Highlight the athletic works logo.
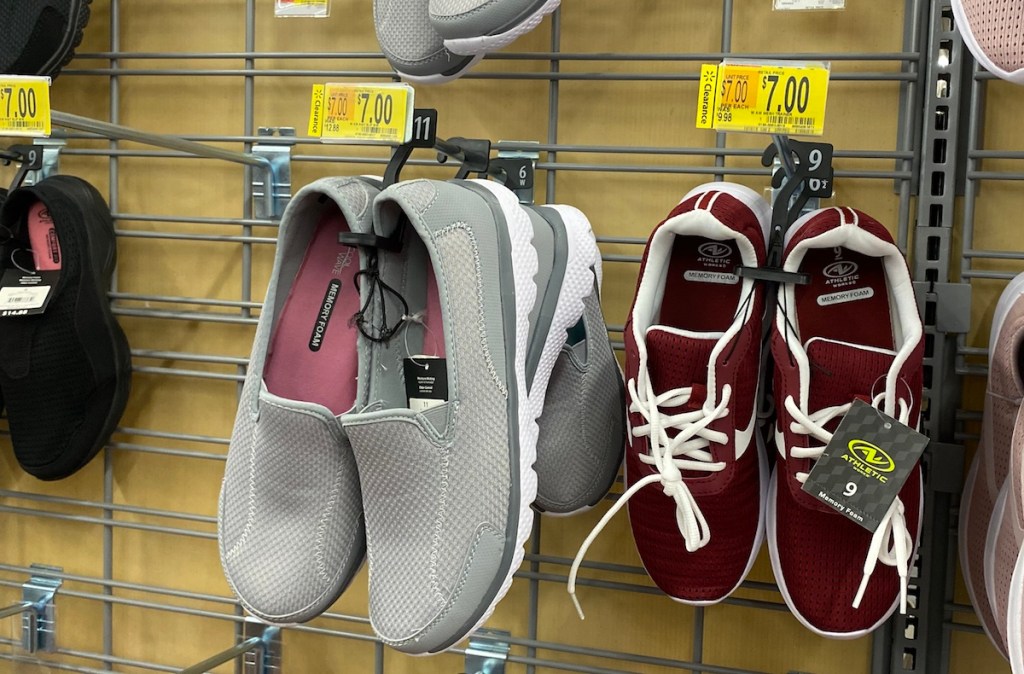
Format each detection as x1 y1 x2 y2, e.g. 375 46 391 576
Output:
698 242 732 259
842 439 895 482
823 253 861 289
824 261 858 279
695 241 733 272
309 279 342 352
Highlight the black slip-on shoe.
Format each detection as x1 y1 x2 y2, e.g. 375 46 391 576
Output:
0 0 92 79
0 175 130 480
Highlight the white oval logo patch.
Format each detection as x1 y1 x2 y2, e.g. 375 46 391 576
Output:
698 242 732 259
824 261 859 278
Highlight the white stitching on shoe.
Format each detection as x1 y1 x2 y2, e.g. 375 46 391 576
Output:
435 222 508 398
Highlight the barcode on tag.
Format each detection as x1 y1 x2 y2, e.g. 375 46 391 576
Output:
0 286 50 311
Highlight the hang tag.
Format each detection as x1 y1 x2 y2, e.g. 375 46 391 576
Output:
404 356 449 412
801 399 928 532
0 267 59 316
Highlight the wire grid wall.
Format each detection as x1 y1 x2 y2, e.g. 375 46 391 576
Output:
0 1 955 672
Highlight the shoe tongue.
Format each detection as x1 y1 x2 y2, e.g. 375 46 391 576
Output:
644 326 719 405
805 337 896 411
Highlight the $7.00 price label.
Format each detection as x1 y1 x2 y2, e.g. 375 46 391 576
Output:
696 61 829 136
309 83 414 145
0 76 51 137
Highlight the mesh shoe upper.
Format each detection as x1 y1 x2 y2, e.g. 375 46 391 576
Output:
343 179 538 654
0 0 92 79
429 0 550 39
769 206 924 638
621 184 769 604
0 175 130 480
566 183 770 610
953 0 1024 83
218 176 379 624
960 275 1024 657
373 0 479 81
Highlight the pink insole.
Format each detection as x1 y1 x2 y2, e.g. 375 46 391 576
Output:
264 208 360 415
421 261 445 358
27 201 62 271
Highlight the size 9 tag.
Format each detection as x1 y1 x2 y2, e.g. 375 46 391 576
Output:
0 76 51 137
695 61 830 136
310 83 414 145
801 399 928 532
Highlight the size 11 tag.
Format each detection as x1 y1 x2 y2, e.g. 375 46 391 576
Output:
403 357 449 412
801 399 928 532
310 83 414 145
0 76 51 137
0 268 59 316
695 61 830 136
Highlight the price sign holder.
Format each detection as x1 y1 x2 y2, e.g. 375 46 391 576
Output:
275 0 329 17
309 83 415 145
0 76 51 138
696 60 830 136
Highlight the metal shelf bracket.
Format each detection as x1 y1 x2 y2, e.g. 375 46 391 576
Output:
251 127 294 220
465 629 510 674
0 563 63 654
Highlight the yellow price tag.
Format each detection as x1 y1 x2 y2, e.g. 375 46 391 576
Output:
696 61 830 136
313 83 414 145
0 76 51 137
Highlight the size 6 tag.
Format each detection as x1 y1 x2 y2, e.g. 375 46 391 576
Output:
696 61 830 136
0 268 59 316
403 357 449 412
311 83 414 145
801 399 928 532
0 76 51 137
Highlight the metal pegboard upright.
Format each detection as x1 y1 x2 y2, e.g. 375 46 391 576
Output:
902 1 972 673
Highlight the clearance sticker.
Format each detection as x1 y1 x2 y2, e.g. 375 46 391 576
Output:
801 399 928 532
694 60 830 136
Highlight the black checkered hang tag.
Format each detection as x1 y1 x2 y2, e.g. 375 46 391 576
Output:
800 399 929 532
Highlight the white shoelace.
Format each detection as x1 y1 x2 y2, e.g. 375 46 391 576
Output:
784 393 914 613
566 371 731 619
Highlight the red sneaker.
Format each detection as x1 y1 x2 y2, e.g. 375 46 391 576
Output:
768 206 924 638
569 182 770 610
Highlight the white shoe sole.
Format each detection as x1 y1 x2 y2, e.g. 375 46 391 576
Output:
951 0 1024 85
985 478 1013 654
458 178 539 641
1006 542 1024 672
443 0 561 55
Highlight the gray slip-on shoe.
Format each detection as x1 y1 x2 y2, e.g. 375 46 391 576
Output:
533 206 625 514
429 0 560 55
343 178 537 654
374 0 483 84
218 176 380 624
